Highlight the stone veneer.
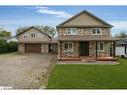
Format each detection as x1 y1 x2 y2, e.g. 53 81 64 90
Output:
18 43 49 53
61 41 78 58
18 43 25 53
58 41 79 59
58 28 111 36
89 41 112 57
41 44 49 53
58 41 113 59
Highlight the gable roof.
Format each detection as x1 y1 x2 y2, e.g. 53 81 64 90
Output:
17 26 51 38
56 10 113 28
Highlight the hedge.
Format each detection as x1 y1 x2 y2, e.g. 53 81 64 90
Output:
0 40 18 53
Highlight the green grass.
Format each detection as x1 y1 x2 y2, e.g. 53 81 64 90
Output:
47 58 127 89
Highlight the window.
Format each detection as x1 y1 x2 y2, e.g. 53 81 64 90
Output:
24 33 29 38
64 42 73 52
31 33 34 38
92 28 101 35
24 32 39 38
97 42 104 51
30 33 37 38
67 28 77 35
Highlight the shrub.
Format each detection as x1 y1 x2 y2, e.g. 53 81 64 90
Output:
0 40 18 53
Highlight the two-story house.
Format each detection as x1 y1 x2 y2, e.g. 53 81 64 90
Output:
56 10 117 61
18 26 57 53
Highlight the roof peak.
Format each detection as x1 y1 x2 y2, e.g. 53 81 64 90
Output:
17 26 51 38
56 10 113 28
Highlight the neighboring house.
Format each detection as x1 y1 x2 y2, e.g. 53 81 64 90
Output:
18 26 57 53
56 10 118 61
7 36 18 43
116 38 127 56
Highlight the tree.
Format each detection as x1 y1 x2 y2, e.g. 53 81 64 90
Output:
16 25 57 37
16 26 29 36
0 28 11 37
35 25 56 37
114 31 127 38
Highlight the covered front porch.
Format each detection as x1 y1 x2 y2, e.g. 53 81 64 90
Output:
58 41 116 61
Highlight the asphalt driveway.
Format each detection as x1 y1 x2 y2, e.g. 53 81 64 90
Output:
0 53 56 89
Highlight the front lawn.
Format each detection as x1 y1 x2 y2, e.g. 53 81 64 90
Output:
47 58 127 89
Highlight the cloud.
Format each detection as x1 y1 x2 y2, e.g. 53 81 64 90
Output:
35 6 73 18
110 21 127 30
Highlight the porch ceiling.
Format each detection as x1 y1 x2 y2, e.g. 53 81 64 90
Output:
58 35 119 41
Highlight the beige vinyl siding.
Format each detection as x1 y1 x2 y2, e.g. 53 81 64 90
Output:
18 28 50 42
63 13 105 26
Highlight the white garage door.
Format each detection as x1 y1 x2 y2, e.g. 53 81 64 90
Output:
116 47 125 56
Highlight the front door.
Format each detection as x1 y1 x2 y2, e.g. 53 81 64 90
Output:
80 42 89 56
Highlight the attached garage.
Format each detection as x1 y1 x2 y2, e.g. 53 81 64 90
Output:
18 26 57 54
25 44 41 53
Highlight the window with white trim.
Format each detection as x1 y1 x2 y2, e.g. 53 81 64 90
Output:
67 28 77 35
30 33 37 38
97 42 104 51
92 28 101 35
64 42 73 52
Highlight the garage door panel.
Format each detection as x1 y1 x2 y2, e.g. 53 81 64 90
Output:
25 44 41 53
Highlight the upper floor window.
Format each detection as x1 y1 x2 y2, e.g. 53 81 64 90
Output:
67 28 77 35
24 32 43 38
30 33 37 38
92 28 101 35
30 32 40 38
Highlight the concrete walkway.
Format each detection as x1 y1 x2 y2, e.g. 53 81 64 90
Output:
57 60 119 65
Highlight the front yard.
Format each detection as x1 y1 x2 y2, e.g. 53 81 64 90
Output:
47 58 127 89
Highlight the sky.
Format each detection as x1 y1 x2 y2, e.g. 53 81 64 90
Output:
0 6 127 36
